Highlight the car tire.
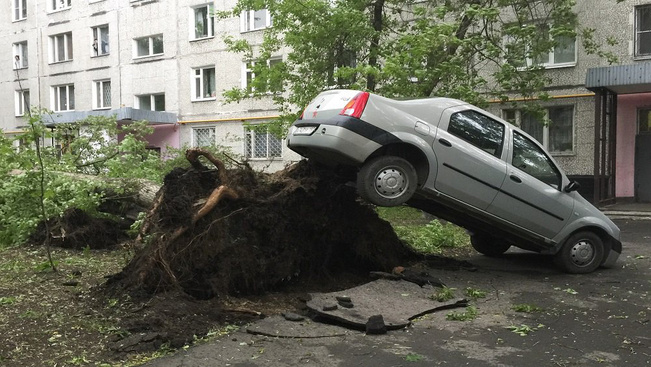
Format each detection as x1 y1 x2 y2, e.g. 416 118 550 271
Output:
357 156 417 207
470 234 510 257
554 231 604 274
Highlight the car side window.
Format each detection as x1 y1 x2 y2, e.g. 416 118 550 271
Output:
447 110 505 158
512 131 561 189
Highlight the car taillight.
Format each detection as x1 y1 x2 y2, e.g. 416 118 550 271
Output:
340 92 369 119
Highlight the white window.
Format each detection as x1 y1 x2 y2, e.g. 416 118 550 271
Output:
192 127 215 147
13 41 28 69
636 5 651 57
134 35 163 58
504 25 576 68
12 0 27 21
92 25 109 56
49 32 73 63
245 126 282 159
192 66 216 100
240 9 272 32
52 84 75 112
191 4 214 40
93 80 111 109
51 0 71 12
502 105 574 154
15 90 30 116
136 94 165 111
242 58 282 90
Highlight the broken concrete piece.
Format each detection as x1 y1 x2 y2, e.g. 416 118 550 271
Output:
336 295 351 303
365 315 387 335
338 300 354 308
323 303 338 311
282 312 305 322
307 279 466 330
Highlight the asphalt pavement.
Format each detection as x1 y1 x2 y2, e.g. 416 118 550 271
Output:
146 218 651 367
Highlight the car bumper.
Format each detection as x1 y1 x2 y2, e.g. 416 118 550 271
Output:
602 238 622 268
287 124 378 166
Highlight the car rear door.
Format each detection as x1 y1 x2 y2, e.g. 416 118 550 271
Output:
433 108 508 210
487 131 573 239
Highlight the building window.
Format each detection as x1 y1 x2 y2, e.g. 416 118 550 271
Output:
192 66 216 100
49 32 73 63
242 58 282 90
13 42 28 69
51 0 71 12
636 5 651 57
92 25 109 56
191 4 214 40
192 127 215 147
12 0 27 21
15 90 30 116
52 84 75 112
637 108 651 134
136 94 165 111
241 9 272 32
134 35 163 58
245 126 282 159
504 25 576 68
93 80 111 109
502 105 574 153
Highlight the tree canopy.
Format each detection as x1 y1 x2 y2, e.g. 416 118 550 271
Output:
221 0 620 132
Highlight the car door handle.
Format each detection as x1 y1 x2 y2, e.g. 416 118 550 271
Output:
509 175 522 183
438 138 452 147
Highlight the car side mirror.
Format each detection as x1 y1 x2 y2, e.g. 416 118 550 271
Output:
564 180 580 193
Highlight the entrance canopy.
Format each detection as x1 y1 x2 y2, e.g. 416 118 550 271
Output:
41 107 177 126
586 62 651 94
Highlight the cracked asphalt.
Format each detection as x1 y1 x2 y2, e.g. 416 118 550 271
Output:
145 218 650 367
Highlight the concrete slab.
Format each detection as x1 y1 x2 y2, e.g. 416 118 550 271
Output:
306 279 467 330
246 316 355 338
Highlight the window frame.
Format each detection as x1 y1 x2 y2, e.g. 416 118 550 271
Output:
15 89 30 117
136 94 166 111
502 105 575 155
92 25 110 57
13 41 28 69
50 0 71 12
192 66 216 101
244 125 283 160
503 24 577 69
192 126 216 147
190 4 214 40
93 79 111 110
12 0 27 21
240 9 272 32
51 84 75 112
133 34 164 59
242 57 282 90
49 32 73 63
636 4 651 58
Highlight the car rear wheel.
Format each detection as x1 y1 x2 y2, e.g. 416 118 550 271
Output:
357 156 417 207
471 234 510 257
554 231 604 274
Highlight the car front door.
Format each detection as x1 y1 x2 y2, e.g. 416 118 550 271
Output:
433 109 508 210
487 131 573 239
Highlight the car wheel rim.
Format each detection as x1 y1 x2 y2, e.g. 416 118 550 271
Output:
374 167 408 199
570 240 595 267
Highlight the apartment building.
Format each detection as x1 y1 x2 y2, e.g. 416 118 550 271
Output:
2 0 651 202
1 0 300 171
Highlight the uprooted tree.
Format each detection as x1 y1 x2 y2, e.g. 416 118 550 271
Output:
110 148 423 298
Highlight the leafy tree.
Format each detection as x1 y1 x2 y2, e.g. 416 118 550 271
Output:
0 113 181 248
220 0 620 133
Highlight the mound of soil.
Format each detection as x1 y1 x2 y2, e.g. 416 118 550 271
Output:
108 150 421 299
30 207 130 249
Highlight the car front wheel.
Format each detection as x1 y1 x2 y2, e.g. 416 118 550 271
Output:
554 231 604 274
357 156 417 207
471 234 510 257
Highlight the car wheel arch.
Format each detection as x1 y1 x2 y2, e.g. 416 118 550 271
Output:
367 142 432 187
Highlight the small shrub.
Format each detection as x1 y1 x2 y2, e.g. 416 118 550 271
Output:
430 286 456 302
511 303 543 313
446 306 478 321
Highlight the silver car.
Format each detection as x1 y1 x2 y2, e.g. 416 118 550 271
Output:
287 89 621 274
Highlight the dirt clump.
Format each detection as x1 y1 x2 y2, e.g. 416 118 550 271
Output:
109 149 420 299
